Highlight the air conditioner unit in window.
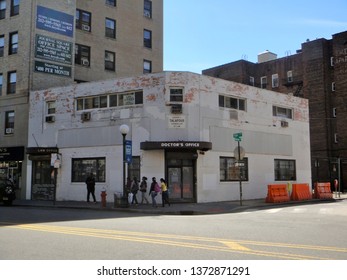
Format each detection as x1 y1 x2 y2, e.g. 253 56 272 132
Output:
5 128 14 134
81 58 89 66
281 120 289 127
81 112 91 121
82 24 90 32
45 116 55 123
171 104 182 114
144 10 151 18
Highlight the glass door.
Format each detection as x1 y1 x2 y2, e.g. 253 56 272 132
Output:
31 160 55 200
166 153 196 202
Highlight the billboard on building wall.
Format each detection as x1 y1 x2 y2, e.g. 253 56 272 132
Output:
34 61 72 77
35 34 72 65
36 6 74 37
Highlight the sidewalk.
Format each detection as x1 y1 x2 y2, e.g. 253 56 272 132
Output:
13 192 347 215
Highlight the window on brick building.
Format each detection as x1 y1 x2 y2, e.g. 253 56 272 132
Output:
144 0 152 18
332 82 336 92
105 18 116 38
272 74 279 88
5 111 15 135
249 76 254 86
10 0 19 16
105 51 115 71
143 60 152 74
0 73 3 95
76 9 91 32
0 35 4 57
0 0 6 20
75 44 90 66
144 29 152 48
261 76 267 89
106 0 116 6
287 71 293 83
7 71 16 94
9 32 18 55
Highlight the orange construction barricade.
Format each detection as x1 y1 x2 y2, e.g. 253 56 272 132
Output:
314 182 333 199
266 184 290 203
291 183 312 201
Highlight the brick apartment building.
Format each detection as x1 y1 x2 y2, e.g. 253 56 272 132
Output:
203 31 347 192
0 0 163 198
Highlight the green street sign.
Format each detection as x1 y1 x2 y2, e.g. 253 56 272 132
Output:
233 132 242 142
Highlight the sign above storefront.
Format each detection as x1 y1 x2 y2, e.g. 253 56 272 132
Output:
0 146 25 161
140 141 212 151
27 147 59 155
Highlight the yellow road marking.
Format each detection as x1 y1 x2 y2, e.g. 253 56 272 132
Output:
2 223 346 260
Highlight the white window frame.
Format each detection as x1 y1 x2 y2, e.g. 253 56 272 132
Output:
261 76 267 89
272 74 279 88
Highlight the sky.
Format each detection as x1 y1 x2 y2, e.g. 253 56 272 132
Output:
164 0 347 74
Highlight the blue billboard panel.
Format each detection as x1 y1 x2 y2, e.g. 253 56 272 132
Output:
36 6 74 37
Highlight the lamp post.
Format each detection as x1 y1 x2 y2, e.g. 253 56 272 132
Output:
119 124 129 207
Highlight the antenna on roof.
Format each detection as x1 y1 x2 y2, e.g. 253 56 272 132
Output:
241 54 248 61
285 50 291 56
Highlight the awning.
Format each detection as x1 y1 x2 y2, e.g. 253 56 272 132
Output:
140 141 212 151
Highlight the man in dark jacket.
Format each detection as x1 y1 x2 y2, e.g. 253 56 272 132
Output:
86 173 96 203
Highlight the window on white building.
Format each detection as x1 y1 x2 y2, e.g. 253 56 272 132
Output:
219 95 246 111
72 157 106 182
170 88 183 102
220 157 248 182
273 106 293 119
76 91 143 110
46 101 56 115
274 159 296 181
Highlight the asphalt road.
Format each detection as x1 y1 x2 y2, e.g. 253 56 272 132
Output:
1 200 347 260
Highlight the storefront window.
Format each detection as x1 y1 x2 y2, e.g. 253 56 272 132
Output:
71 157 106 182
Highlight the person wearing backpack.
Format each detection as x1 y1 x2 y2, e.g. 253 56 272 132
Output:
149 177 160 208
139 176 149 205
130 176 139 205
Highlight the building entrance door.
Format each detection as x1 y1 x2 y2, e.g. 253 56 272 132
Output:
31 160 55 200
166 152 196 202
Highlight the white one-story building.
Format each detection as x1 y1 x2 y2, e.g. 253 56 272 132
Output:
26 71 311 203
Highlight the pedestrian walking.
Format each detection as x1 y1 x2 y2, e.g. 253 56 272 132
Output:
85 173 97 203
130 176 139 205
160 178 170 207
139 176 149 204
149 177 160 208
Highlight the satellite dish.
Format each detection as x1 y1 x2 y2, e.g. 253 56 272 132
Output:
234 146 245 160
